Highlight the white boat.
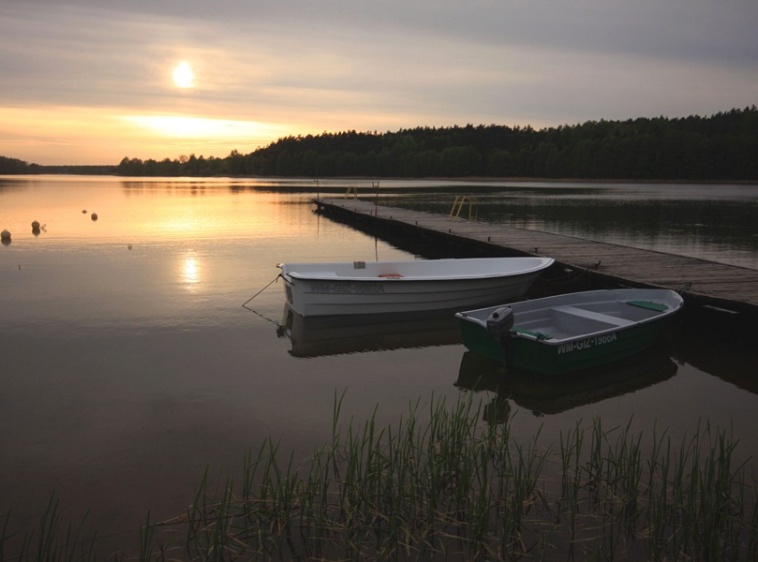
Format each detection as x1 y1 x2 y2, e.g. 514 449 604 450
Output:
277 257 554 317
456 288 684 375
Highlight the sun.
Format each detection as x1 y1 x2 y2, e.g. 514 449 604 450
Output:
172 62 195 89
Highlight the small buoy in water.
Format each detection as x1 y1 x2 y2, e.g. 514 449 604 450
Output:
1 229 10 245
91 212 98 221
32 220 41 235
82 209 87 213
127 244 133 250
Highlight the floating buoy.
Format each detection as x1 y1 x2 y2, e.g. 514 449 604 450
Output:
82 209 87 213
32 220 41 235
1 229 10 245
91 212 98 221
127 244 133 250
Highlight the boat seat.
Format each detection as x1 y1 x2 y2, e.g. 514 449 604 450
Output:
552 306 637 327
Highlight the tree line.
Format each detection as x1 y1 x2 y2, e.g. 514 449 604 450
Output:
3 107 757 180
117 107 758 180
0 155 43 174
0 156 116 175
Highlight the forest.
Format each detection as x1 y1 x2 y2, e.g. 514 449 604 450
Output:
3 107 757 180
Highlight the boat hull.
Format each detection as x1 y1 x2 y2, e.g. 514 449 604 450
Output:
278 257 554 317
456 289 683 376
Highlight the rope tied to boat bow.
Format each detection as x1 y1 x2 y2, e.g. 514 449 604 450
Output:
242 273 282 310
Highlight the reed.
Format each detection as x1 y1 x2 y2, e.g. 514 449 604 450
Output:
0 495 98 562
2 393 756 561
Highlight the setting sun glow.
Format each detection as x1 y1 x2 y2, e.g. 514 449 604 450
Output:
122 114 289 141
172 62 195 89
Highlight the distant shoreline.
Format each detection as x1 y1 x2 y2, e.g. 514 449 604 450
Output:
3 172 756 186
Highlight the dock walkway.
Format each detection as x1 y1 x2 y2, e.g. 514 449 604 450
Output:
315 198 758 317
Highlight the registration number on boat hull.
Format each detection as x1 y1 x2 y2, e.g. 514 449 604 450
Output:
308 281 385 294
556 332 618 355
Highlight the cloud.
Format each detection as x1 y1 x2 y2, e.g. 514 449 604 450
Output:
2 0 757 164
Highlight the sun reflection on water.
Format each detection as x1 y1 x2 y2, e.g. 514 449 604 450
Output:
181 254 200 289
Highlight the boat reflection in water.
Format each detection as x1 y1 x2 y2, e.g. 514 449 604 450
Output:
455 345 678 418
281 305 462 358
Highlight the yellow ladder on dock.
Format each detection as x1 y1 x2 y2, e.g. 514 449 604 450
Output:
449 195 478 220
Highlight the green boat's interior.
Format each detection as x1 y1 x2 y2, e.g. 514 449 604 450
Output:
513 300 668 341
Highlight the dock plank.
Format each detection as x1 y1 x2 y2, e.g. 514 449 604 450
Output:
316 198 758 316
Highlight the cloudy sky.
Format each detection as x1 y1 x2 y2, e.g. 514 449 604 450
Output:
2 0 757 165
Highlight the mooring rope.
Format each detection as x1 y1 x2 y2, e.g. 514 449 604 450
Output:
543 266 591 286
242 274 282 310
247 307 287 336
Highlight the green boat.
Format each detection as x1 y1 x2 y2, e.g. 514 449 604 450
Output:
455 288 683 376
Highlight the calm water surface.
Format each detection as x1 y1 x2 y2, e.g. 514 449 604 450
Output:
1 176 757 553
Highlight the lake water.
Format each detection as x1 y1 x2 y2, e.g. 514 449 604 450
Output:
1 175 757 555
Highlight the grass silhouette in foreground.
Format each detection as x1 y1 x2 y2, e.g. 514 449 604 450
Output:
3 391 757 561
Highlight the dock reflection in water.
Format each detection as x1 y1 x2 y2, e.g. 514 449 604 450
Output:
455 346 678 417
671 307 758 396
281 305 462 357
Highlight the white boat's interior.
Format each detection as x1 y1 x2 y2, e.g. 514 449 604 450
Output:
280 257 553 281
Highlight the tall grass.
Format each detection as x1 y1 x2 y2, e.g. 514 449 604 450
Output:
2 391 756 561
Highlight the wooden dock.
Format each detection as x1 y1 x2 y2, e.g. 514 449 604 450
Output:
315 198 758 318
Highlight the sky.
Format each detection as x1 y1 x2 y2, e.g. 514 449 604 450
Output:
1 0 757 166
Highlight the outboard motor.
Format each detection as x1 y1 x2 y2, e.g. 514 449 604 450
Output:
486 306 515 343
